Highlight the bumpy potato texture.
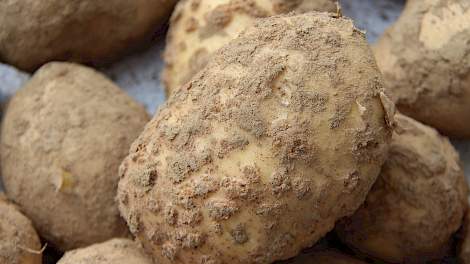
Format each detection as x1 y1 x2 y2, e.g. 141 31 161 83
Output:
57 239 152 264
118 12 393 264
0 62 150 251
162 0 337 96
283 250 366 264
0 194 42 264
373 0 470 138
0 0 177 72
337 114 468 263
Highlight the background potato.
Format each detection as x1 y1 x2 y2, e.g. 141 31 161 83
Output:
460 210 470 263
0 0 178 72
284 249 366 264
118 12 393 264
57 239 152 264
0 62 150 251
373 0 470 138
337 114 468 263
0 194 42 264
162 0 337 95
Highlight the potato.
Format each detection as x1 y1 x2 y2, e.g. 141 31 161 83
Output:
0 194 42 264
460 210 470 263
0 0 178 72
337 113 468 263
162 0 337 95
0 62 150 251
57 239 152 264
373 0 470 138
118 12 393 264
284 249 366 264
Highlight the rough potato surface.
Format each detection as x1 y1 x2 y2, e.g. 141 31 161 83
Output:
283 249 366 264
0 194 42 264
58 239 152 264
337 114 468 263
0 0 178 71
162 0 337 95
118 13 393 264
0 62 150 251
373 0 470 138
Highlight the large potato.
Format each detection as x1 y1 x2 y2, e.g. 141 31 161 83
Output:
373 0 470 138
118 12 393 264
0 194 42 264
0 0 177 72
162 0 337 95
337 114 468 263
0 62 150 251
57 239 152 264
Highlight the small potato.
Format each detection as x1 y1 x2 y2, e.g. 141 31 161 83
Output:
0 62 150 251
57 239 152 264
118 12 393 264
0 194 42 264
337 114 468 263
0 0 178 71
373 0 470 138
162 0 337 95
284 249 366 264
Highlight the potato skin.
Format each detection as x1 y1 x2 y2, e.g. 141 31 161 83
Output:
162 0 337 96
118 12 393 264
57 239 152 264
0 0 177 72
0 62 150 251
284 250 366 264
0 194 42 264
460 210 470 263
337 114 468 263
373 0 470 138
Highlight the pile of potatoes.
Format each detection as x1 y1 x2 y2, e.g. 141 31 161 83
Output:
0 0 469 264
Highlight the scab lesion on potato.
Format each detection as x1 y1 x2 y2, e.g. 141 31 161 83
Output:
231 223 249 244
